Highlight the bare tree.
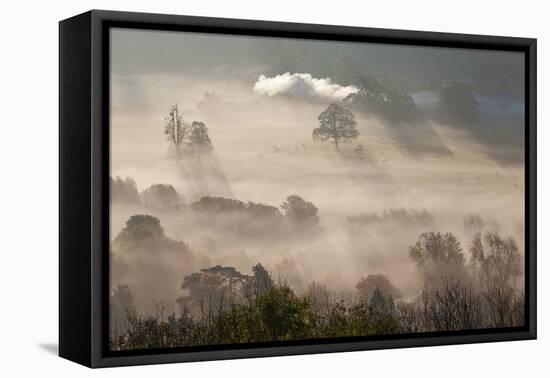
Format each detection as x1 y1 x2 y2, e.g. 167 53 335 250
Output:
164 104 186 153
281 195 319 229
409 232 466 284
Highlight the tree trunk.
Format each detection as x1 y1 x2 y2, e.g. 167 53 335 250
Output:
334 136 339 150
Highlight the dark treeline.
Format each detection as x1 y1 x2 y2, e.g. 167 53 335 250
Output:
111 177 320 242
110 224 523 350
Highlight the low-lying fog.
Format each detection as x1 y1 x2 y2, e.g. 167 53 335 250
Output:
109 73 524 315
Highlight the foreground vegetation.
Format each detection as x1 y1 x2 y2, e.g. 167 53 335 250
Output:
110 228 524 350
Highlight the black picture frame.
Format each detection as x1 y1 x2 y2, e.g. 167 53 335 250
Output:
59 9 537 368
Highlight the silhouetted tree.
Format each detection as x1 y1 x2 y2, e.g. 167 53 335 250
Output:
419 278 483 331
188 121 213 152
470 231 521 288
179 269 228 320
281 195 319 227
191 196 246 213
313 103 358 150
163 105 214 156
245 202 283 220
179 265 249 319
409 232 465 283
164 104 186 152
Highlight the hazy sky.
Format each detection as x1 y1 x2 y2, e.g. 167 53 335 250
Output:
111 28 525 98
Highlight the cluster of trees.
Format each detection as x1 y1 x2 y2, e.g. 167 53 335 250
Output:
160 82 479 160
112 180 322 243
342 73 480 127
164 104 213 155
312 79 480 154
189 195 320 239
344 73 421 124
111 214 195 281
310 73 485 158
110 267 402 350
110 224 523 350
313 103 359 150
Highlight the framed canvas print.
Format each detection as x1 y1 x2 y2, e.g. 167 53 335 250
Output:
59 10 537 368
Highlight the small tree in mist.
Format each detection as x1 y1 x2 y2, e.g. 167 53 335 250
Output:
470 231 521 288
344 73 420 124
141 184 182 211
163 104 214 156
409 232 465 283
313 103 358 150
281 195 319 228
118 215 165 240
164 104 186 153
188 121 213 152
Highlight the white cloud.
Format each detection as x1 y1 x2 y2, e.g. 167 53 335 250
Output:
253 72 358 102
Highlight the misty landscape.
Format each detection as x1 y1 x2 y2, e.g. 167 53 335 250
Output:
108 28 525 351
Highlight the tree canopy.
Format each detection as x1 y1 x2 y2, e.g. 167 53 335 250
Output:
281 195 319 227
313 103 358 150
164 104 186 150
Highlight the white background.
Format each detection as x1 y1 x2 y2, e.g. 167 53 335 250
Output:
0 0 547 376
